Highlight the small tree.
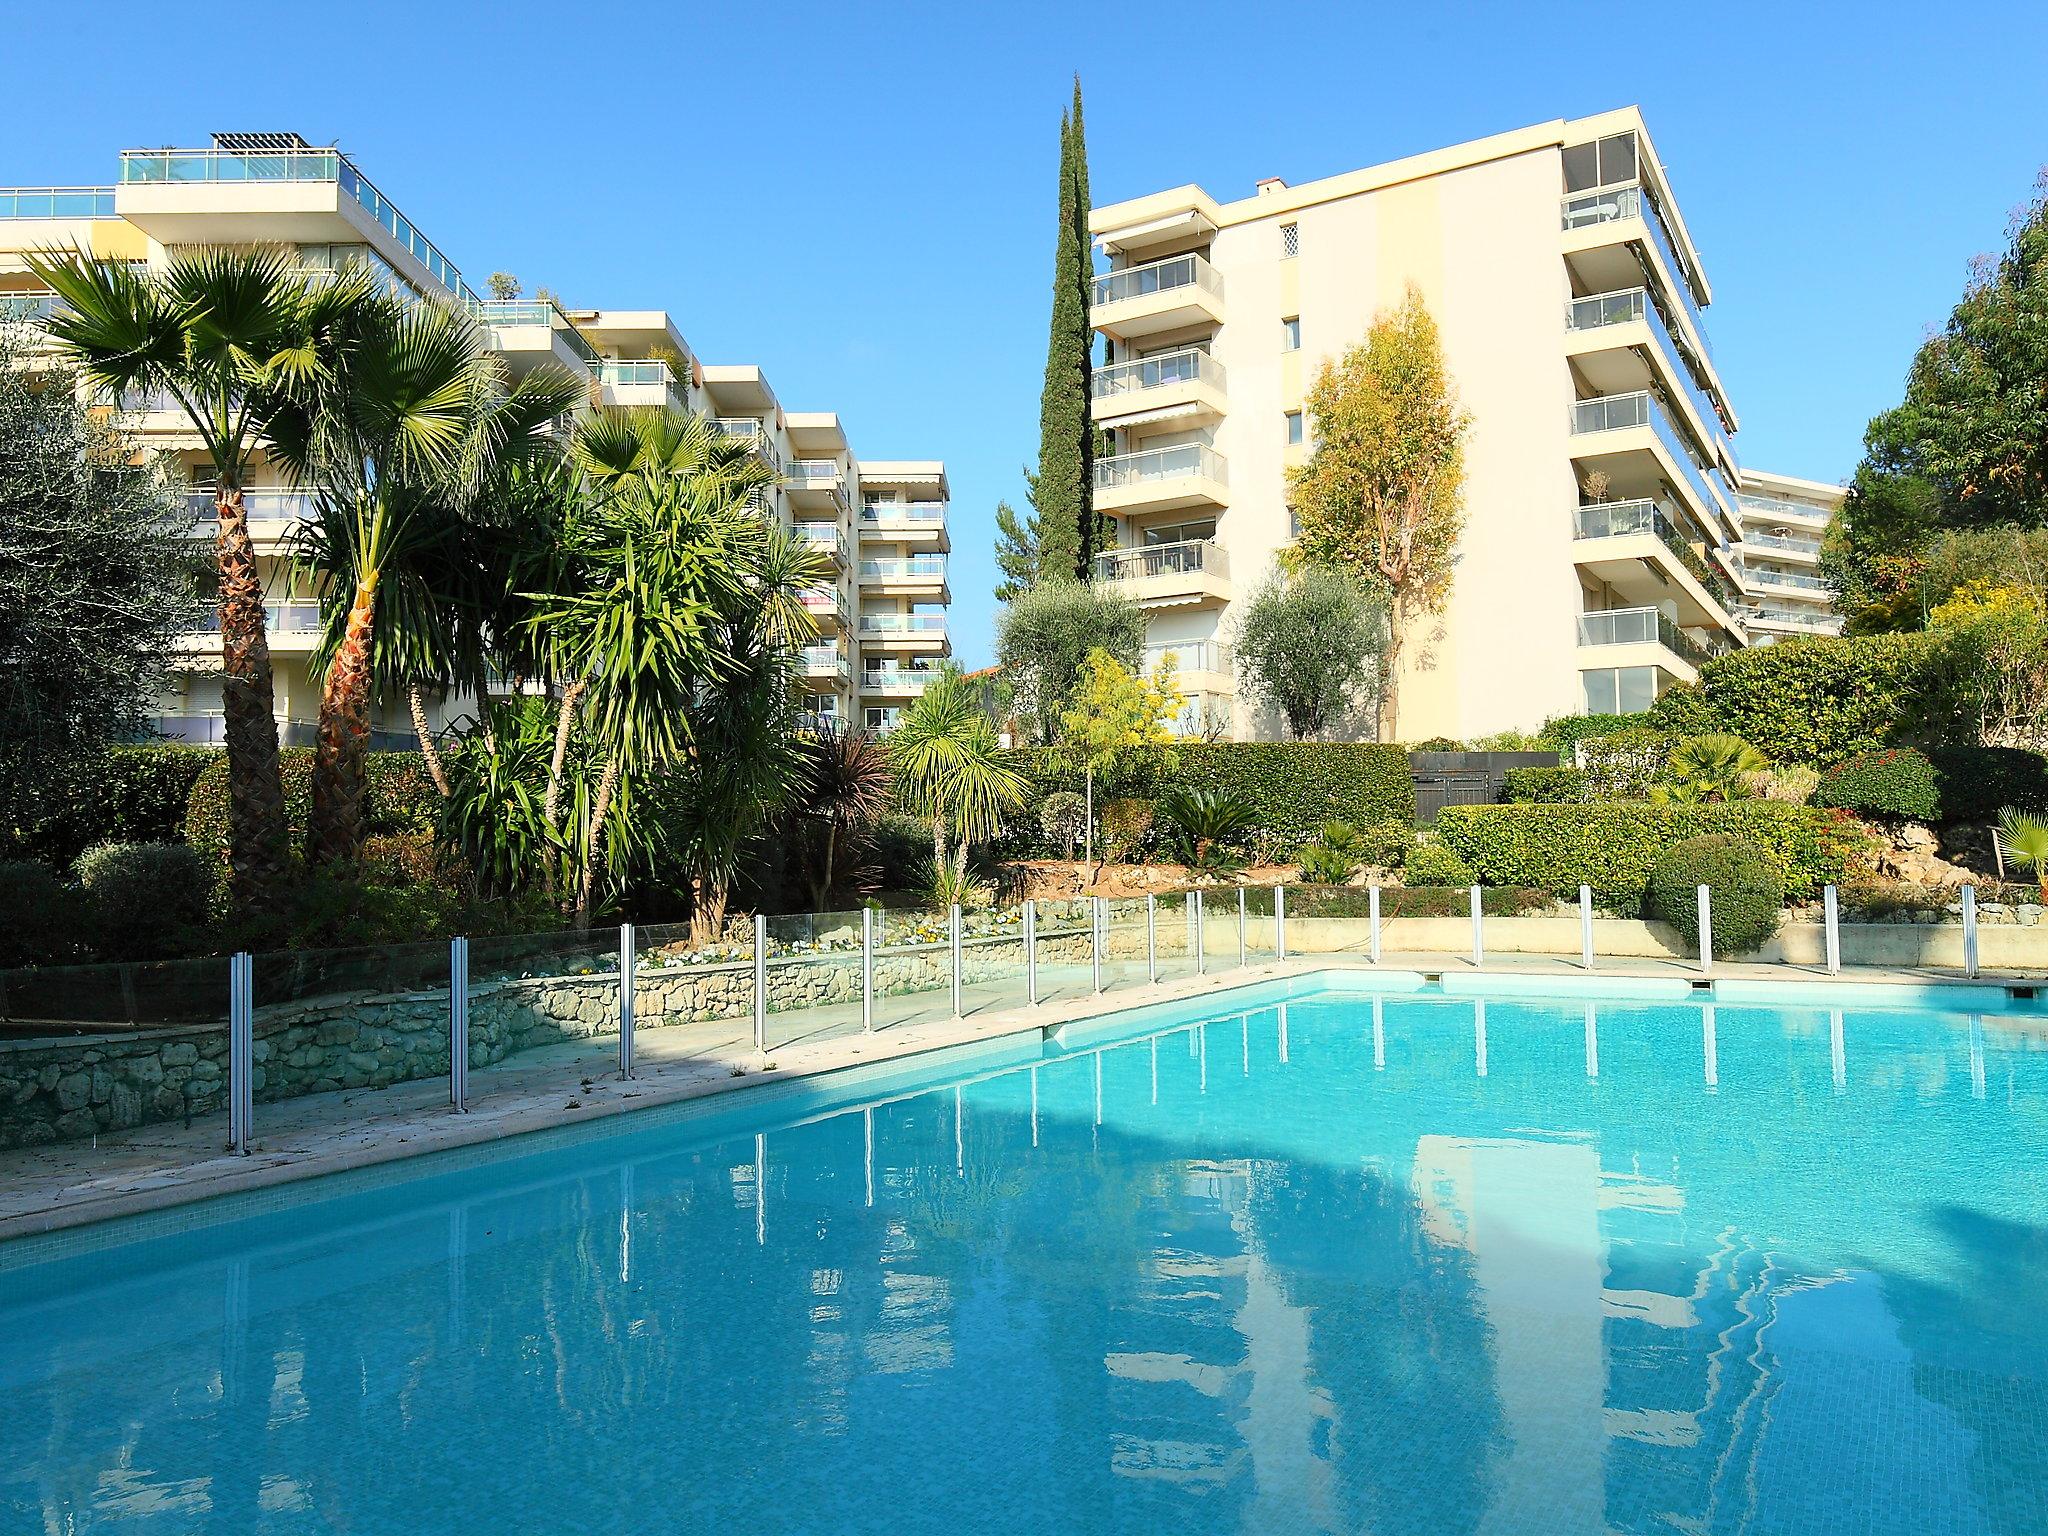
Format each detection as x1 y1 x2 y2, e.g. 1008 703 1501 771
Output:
1061 649 1183 879
1288 285 1470 739
486 272 522 301
996 577 1144 745
1233 566 1389 739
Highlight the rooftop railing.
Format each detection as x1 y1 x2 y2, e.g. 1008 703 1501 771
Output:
1093 251 1224 308
119 147 473 303
858 557 947 581
1094 442 1229 493
0 187 116 219
1094 538 1229 584
1092 346 1227 400
1576 605 1714 668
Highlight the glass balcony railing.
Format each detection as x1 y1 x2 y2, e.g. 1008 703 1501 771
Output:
1743 606 1844 632
0 291 59 323
795 525 844 557
1143 641 1234 676
120 148 473 302
1092 346 1228 400
788 459 843 483
800 588 842 615
185 489 320 524
1093 251 1224 308
1742 530 1822 557
0 187 115 219
856 613 948 635
860 669 937 692
1576 605 1714 668
597 358 676 390
190 601 325 636
1573 498 1740 614
1094 443 1229 494
1737 492 1833 525
1570 390 1732 531
466 300 600 366
1094 538 1230 584
859 501 947 525
799 645 848 675
1559 181 1710 359
1747 567 1829 593
858 557 947 581
1568 284 1729 446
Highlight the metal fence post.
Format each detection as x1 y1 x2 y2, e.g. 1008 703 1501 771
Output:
1469 886 1484 968
448 936 469 1113
1025 899 1039 1005
1963 884 1979 979
950 903 963 1016
228 951 253 1154
1580 884 1595 970
1698 884 1714 975
1823 884 1841 975
617 925 636 1079
1237 886 1247 969
1368 883 1381 965
1194 890 1206 976
1146 894 1158 983
862 907 875 1031
1275 884 1288 960
1091 898 1103 994
753 913 768 1053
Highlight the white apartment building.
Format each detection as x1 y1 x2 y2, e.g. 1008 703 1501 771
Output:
0 133 950 745
1087 107 1844 740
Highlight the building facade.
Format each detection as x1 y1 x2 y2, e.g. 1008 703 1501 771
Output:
0 133 949 745
1086 108 1844 740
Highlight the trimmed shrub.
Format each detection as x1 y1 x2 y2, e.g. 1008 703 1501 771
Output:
2 745 219 867
1503 766 1587 803
1403 841 1475 887
1536 712 1655 754
1813 749 1941 823
1000 742 1416 849
0 860 89 967
73 841 212 960
1099 798 1156 861
1926 746 2048 824
184 747 445 876
1038 791 1087 858
1647 834 1784 954
1433 802 1861 911
1358 821 1416 869
1288 884 1548 918
1579 729 1674 799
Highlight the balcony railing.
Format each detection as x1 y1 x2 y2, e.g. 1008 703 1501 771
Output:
1743 606 1844 632
1747 567 1829 593
1743 530 1822 557
795 525 845 556
859 501 947 525
0 187 115 220
191 601 325 636
1570 389 1730 529
597 358 677 390
1738 492 1832 524
858 557 947 581
856 613 948 635
1093 251 1224 308
1559 181 1710 357
1092 346 1227 400
0 291 59 324
799 645 848 675
800 588 842 615
1573 498 1739 612
119 148 472 301
788 459 843 483
1143 641 1234 676
185 489 320 524
466 299 600 366
715 416 764 441
861 669 937 692
1576 605 1712 668
1094 443 1229 494
1094 538 1229 584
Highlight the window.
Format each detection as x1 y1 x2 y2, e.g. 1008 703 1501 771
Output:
1562 131 1640 193
1281 316 1301 352
1280 222 1299 259
1285 410 1305 445
1580 665 1659 715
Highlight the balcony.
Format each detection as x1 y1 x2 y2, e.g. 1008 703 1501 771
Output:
855 612 949 651
1091 252 1225 341
1564 284 1731 441
1142 640 1234 687
858 556 948 597
597 357 684 410
1575 604 1720 682
1740 529 1822 561
117 147 472 301
1572 497 1741 633
1742 605 1846 637
1094 443 1229 517
466 299 599 377
1559 181 1710 354
860 668 938 696
795 523 846 565
1569 390 1736 539
799 645 850 683
185 488 319 539
1093 538 1232 611
184 601 326 648
1091 346 1228 428
799 588 843 626
0 291 58 325
0 187 115 221
715 417 784 474
859 500 949 550
1737 491 1832 528
1745 566 1829 597
786 458 847 512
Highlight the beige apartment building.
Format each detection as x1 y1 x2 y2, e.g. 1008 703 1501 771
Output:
0 133 950 745
1087 107 1844 740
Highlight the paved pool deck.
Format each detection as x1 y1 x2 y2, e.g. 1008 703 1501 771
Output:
0 951 2024 1247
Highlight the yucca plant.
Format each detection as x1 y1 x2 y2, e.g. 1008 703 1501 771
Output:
1298 820 1364 884
1998 806 2048 897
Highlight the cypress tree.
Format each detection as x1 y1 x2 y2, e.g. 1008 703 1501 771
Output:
1067 77 1113 574
1030 86 1094 582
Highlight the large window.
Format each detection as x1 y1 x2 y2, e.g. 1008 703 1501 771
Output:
1563 131 1639 194
1580 664 1659 715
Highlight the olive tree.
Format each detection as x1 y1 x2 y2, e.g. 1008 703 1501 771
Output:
1233 566 1389 739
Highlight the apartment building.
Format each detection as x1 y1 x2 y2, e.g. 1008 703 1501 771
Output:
0 133 950 744
1087 107 1844 740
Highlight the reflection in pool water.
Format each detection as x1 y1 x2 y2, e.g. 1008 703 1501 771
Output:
3 984 2045 1534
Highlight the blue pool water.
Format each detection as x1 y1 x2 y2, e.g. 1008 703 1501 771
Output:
4 973 2048 1535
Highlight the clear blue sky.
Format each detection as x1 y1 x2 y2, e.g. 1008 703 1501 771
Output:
9 1 2045 666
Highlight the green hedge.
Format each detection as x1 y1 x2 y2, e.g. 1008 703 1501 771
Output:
1813 749 1941 822
1926 746 2048 824
2 746 220 866
999 742 1415 848
1646 632 1967 767
1432 802 1860 911
1503 766 1587 803
1647 834 1783 955
185 747 444 873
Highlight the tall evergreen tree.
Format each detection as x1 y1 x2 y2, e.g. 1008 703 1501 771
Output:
1030 79 1096 583
992 498 1043 601
1067 78 1113 574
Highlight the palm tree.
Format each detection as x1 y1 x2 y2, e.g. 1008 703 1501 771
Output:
1998 807 2048 896
27 245 372 905
790 723 890 911
268 291 577 864
1651 733 1770 804
888 670 1028 883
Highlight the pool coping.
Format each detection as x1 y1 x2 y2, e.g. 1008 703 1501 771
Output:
1 953 2033 1250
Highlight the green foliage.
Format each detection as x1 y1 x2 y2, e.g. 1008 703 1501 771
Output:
1001 741 1416 852
1403 841 1475 887
1503 766 1587 803
1926 746 2048 823
1647 835 1784 954
1356 822 1416 869
996 579 1145 744
1536 713 1653 754
1157 787 1256 871
1579 729 1675 799
1813 748 1942 822
1232 565 1388 738
1287 883 1548 919
1296 821 1366 884
1434 802 1860 911
0 860 89 967
185 747 445 890
1038 791 1087 858
1410 736 1462 752
992 498 1043 602
1998 806 2048 889
1029 79 1098 581
1650 734 1769 804
72 842 212 960
1 746 219 867
1098 798 1155 861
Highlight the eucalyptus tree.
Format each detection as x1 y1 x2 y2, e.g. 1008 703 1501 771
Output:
27 245 373 905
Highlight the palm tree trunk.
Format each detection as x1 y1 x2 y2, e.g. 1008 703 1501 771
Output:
931 810 948 872
575 753 620 931
214 485 292 906
542 677 589 902
408 683 451 797
308 574 379 867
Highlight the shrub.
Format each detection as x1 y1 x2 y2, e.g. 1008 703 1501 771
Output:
1578 729 1674 799
1647 835 1784 955
1099 798 1156 861
1410 736 1461 752
0 860 89 967
1357 821 1416 869
1926 746 2048 824
1433 802 1861 911
1297 821 1365 884
184 747 446 883
1536 713 1653 755
1158 787 1257 871
1503 766 1587 803
2 745 219 867
1404 841 1475 887
72 842 213 960
1038 791 1087 858
1813 749 1941 822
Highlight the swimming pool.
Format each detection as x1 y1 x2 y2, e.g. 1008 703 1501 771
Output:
4 971 2045 1535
